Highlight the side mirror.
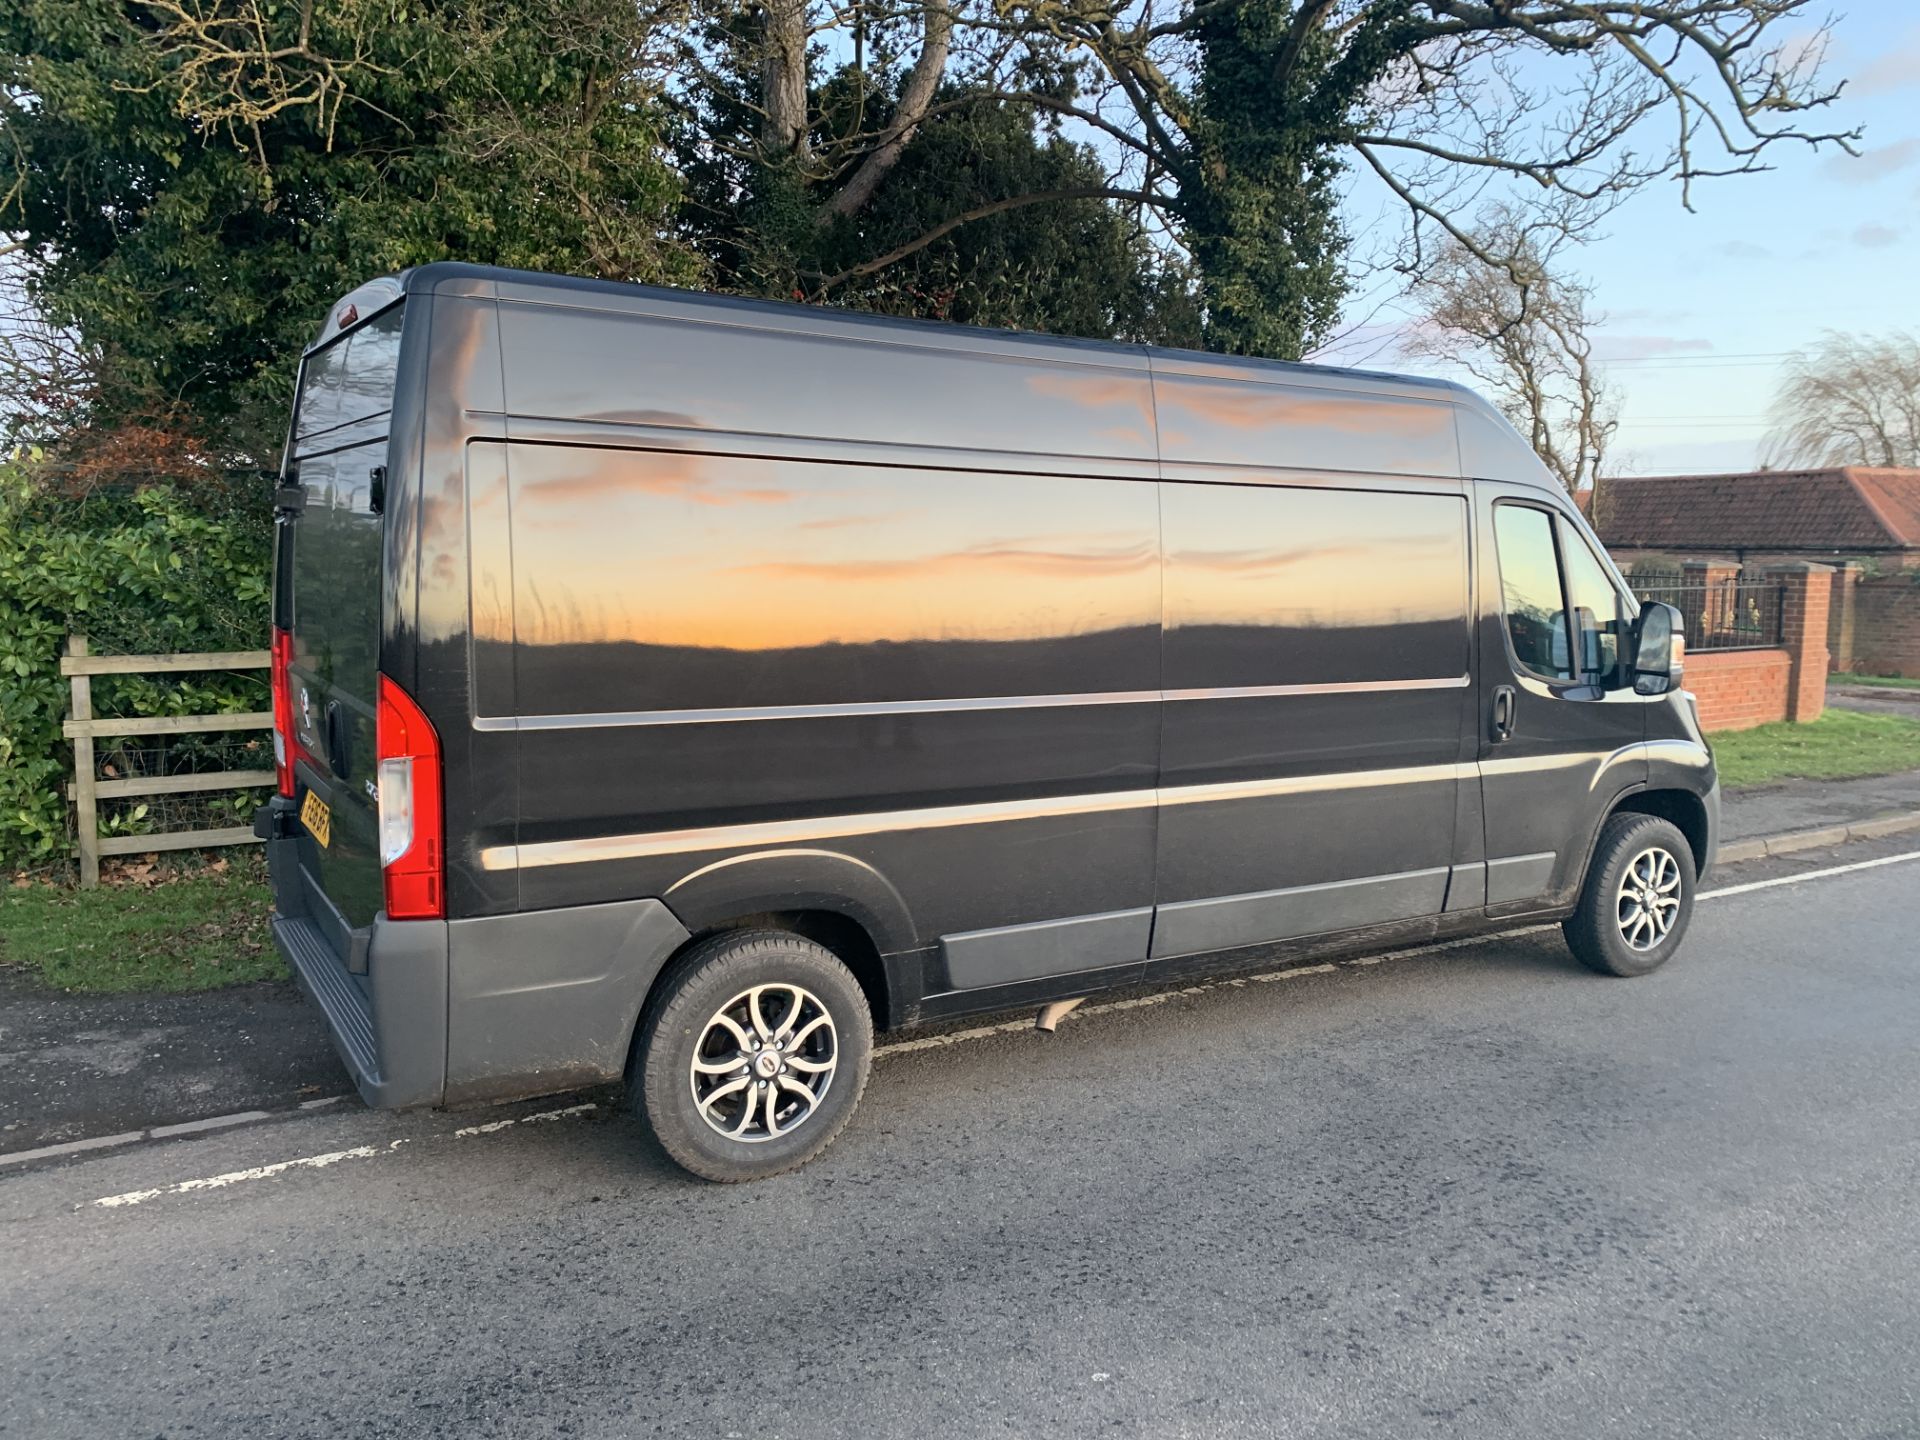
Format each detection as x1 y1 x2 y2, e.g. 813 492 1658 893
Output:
1633 601 1685 696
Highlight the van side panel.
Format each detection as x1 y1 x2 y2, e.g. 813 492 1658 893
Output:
495 300 1155 471
476 438 1164 969
1149 367 1462 477
1149 474 1473 960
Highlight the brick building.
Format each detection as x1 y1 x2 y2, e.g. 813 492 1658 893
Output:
1590 467 1920 572
1589 467 1920 682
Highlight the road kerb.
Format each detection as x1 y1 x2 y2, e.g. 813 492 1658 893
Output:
1717 807 1920 865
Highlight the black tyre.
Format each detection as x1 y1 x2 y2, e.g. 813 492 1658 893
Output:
633 929 873 1182
1564 813 1697 977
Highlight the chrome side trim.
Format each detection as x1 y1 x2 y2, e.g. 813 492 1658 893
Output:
1159 761 1463 809
472 675 1470 732
1160 676 1469 703
476 690 1159 732
482 789 1158 871
482 761 1472 872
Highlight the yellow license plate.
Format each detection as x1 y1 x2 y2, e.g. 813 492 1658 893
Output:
300 790 332 848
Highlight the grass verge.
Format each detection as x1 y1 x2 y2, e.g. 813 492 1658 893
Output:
0 852 285 993
1713 708 1920 789
1830 672 1920 691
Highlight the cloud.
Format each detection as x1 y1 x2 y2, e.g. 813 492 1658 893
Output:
1853 223 1902 248
1605 307 1696 325
1709 240 1774 261
1772 27 1833 76
1823 137 1920 184
1593 335 1716 361
1854 33 1920 95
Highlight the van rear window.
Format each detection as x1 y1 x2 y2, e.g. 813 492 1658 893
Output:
295 304 404 443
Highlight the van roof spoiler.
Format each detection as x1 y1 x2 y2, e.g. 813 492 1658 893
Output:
308 275 405 353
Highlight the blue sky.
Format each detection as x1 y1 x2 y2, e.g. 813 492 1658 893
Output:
1313 3 1920 477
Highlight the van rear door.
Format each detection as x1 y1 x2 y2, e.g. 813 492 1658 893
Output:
278 303 405 936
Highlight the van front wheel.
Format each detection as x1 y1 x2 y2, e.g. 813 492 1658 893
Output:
1564 813 1697 977
634 929 873 1182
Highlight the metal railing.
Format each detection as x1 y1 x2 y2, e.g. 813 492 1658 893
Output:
1631 581 1785 653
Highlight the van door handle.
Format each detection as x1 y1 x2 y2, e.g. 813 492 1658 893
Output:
324 700 350 775
1490 685 1516 743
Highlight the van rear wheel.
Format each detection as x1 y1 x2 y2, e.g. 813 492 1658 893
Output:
1564 813 1696 977
634 929 873 1182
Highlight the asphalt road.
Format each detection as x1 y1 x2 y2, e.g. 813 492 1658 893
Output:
4 841 1918 1440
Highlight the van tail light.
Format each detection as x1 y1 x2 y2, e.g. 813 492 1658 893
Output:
270 627 297 797
377 674 444 920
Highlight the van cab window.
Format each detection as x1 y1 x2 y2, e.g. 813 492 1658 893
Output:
1559 522 1629 685
1492 504 1572 681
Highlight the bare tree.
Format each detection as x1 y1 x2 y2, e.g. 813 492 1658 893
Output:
1403 221 1617 497
0 252 93 448
730 0 1859 318
21 0 1863 355
1763 331 1920 469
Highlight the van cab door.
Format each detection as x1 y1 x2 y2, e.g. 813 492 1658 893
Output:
1471 482 1648 914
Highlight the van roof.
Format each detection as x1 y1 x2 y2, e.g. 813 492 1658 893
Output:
373 260 1459 391
313 261 1559 492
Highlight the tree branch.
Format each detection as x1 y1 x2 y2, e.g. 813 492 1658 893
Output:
809 184 1167 295
824 1 954 218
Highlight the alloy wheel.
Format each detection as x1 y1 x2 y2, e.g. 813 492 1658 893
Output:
687 983 838 1142
1615 846 1683 952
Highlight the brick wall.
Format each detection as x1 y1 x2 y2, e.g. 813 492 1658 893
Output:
1668 563 1830 731
1828 562 1861 672
1774 563 1830 721
1851 576 1920 678
1685 650 1792 731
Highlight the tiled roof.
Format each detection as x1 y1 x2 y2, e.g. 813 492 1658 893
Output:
1853 469 1920 547
1593 467 1920 552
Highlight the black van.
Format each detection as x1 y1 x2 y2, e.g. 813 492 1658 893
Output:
258 264 1716 1181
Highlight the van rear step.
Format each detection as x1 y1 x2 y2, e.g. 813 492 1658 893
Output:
272 914 379 1091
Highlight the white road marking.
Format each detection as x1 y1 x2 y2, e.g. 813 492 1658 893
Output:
453 1104 597 1137
94 1141 407 1208
89 1106 598 1209
63 848 1920 1210
1698 848 1920 900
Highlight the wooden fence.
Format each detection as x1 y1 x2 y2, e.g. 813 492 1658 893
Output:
62 635 273 887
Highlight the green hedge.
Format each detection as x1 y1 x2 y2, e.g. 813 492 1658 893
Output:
0 453 272 866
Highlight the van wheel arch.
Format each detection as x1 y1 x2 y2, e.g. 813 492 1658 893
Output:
1606 789 1711 878
630 906 895 1086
